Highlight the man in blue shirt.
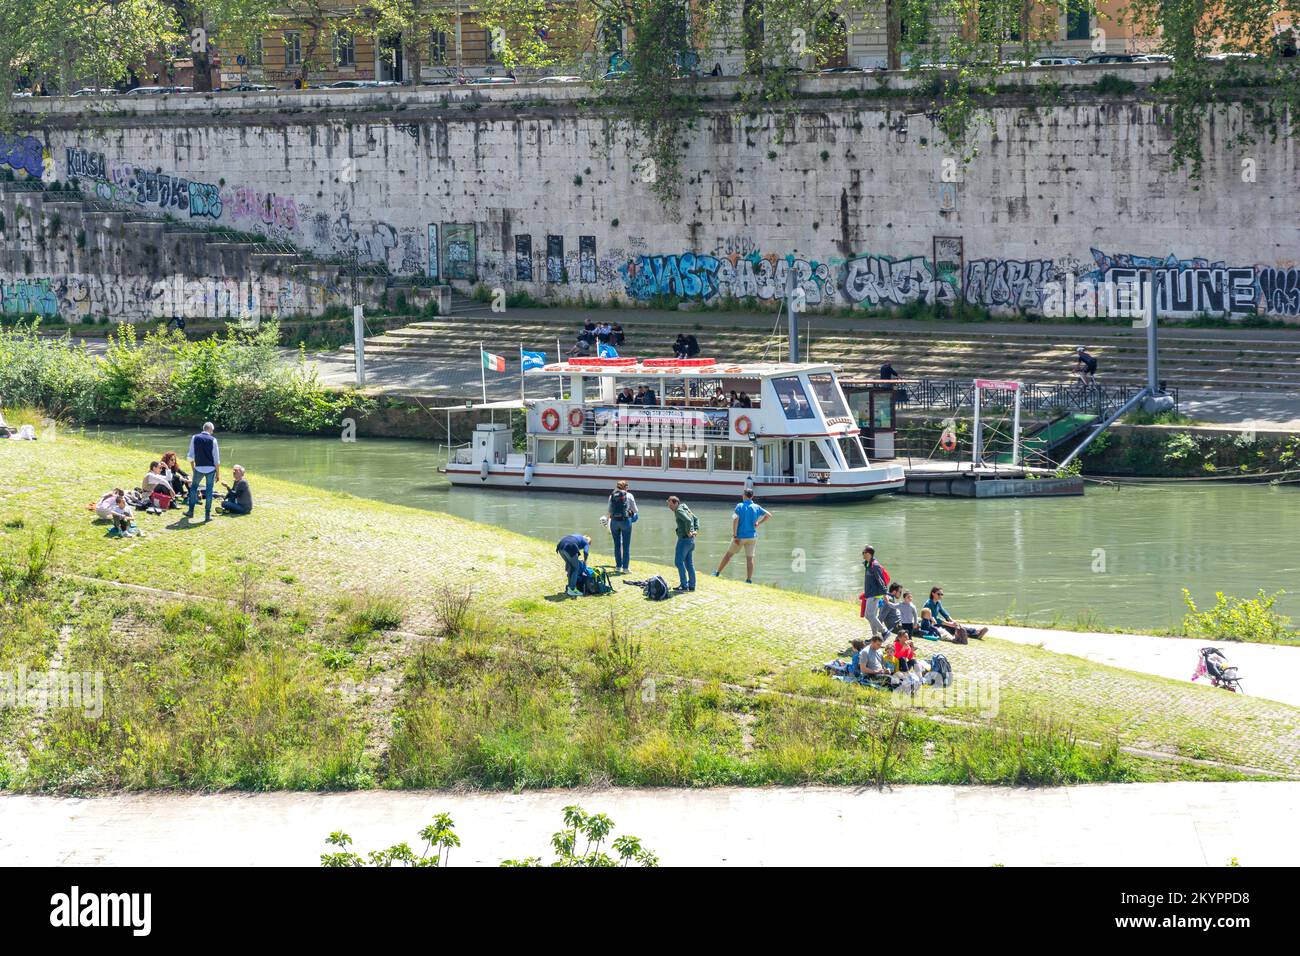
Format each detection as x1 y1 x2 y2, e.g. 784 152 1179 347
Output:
556 533 591 597
185 421 221 522
713 488 770 584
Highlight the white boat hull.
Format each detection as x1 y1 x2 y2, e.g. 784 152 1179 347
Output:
444 463 906 502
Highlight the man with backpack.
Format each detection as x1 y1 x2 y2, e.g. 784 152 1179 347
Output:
862 545 890 639
556 533 591 598
605 480 638 573
667 495 698 591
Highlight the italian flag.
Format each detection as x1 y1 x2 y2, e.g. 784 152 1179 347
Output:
482 350 506 373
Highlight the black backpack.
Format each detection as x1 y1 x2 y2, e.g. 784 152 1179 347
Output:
643 575 669 601
609 490 629 520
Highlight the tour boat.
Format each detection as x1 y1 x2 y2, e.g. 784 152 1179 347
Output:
443 357 907 501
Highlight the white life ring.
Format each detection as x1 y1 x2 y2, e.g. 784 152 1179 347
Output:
734 415 753 436
541 407 561 432
568 407 585 429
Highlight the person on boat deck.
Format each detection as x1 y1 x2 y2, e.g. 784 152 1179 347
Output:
218 465 253 515
898 590 919 636
642 385 658 406
728 391 740 407
860 635 888 676
737 391 752 408
616 387 635 405
605 480 637 573
714 488 770 584
556 533 591 597
925 586 987 640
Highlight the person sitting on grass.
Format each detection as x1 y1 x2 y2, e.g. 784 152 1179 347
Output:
825 638 865 678
142 461 176 510
893 628 917 672
859 635 888 677
160 451 190 499
106 493 138 537
218 465 253 515
925 586 987 640
916 607 947 641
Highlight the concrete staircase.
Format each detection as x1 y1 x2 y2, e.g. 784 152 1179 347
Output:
341 293 1300 394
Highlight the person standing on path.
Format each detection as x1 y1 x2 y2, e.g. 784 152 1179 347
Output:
556 533 591 597
862 545 889 639
714 488 770 584
668 495 698 591
185 422 220 522
605 480 638 573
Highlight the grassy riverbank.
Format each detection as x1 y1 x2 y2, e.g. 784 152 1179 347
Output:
2 435 1298 792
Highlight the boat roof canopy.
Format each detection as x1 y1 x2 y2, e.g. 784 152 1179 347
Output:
431 399 528 412
527 358 837 378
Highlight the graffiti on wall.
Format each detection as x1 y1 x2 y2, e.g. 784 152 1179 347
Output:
546 235 565 283
441 223 477 281
515 234 533 282
619 252 837 305
0 134 45 179
841 253 952 307
963 258 1058 310
223 186 299 232
1257 267 1300 316
579 235 597 284
1086 248 1290 316
427 224 440 280
1 278 60 316
84 162 224 219
64 147 107 181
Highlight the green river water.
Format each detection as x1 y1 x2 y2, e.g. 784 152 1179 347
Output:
83 426 1300 631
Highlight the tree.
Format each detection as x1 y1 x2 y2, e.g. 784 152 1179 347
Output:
348 0 454 85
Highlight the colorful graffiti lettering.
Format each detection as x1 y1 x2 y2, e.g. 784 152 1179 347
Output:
620 252 836 304
223 186 298 231
0 278 59 316
1087 248 1259 317
1257 267 1300 316
841 254 951 307
0 133 44 179
64 147 107 181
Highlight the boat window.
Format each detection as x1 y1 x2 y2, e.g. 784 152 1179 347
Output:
733 445 754 472
711 445 732 470
622 442 663 468
669 443 708 470
807 373 850 418
838 436 868 469
536 439 576 464
771 376 816 420
808 440 831 470
584 442 617 466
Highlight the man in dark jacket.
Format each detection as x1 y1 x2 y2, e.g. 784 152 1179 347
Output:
556 533 591 597
862 545 888 639
218 465 253 515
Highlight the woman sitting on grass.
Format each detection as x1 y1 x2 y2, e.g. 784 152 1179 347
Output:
916 607 948 641
892 629 917 671
160 451 190 499
924 586 987 641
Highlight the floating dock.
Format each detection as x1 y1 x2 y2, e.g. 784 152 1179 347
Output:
901 461 1084 498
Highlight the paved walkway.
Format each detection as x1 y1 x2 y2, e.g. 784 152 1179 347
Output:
1 783 1294 866
990 626 1300 708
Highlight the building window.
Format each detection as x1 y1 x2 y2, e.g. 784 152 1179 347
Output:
335 29 355 67
284 31 302 67
249 35 264 67
430 30 448 65
1066 2 1091 41
484 28 498 63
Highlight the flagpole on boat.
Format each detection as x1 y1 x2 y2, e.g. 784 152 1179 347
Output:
519 344 525 402
479 341 487 405
555 336 563 399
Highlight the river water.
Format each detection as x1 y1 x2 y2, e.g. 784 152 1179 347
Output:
83 426 1300 631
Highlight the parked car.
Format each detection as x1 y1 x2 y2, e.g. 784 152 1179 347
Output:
537 75 585 84
1033 57 1081 66
469 75 516 85
322 79 398 89
1084 53 1145 64
818 66 865 75
226 83 275 92
72 88 120 96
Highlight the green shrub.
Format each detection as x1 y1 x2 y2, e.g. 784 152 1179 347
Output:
1182 589 1294 643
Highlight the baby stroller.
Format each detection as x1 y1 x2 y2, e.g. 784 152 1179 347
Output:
1192 646 1244 694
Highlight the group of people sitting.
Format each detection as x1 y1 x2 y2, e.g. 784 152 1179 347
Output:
614 385 659 406
90 422 254 536
709 389 753 408
568 320 625 357
672 334 702 359
876 583 988 645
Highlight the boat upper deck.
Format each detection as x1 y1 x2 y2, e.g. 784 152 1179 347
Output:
530 357 837 379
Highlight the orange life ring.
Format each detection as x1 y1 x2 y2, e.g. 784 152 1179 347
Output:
940 430 957 452
541 407 561 432
734 415 753 436
723 366 744 374
568 407 586 429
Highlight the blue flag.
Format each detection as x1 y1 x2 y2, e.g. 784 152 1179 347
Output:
521 349 546 371
598 343 619 359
